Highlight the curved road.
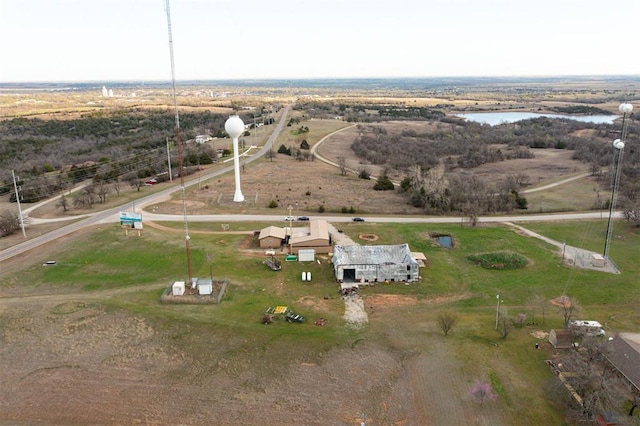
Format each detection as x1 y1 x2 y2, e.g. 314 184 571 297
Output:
0 107 623 263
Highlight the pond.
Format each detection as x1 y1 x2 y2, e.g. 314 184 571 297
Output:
436 235 453 249
453 112 618 126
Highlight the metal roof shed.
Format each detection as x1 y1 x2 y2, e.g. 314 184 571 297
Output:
197 278 213 295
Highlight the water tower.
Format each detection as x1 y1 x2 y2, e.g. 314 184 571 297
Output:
225 115 245 202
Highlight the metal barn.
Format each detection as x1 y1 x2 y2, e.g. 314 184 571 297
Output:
332 243 420 284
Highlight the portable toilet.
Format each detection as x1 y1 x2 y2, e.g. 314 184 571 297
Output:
302 272 307 281
172 281 185 296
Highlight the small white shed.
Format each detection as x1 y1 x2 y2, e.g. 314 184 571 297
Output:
591 253 605 267
172 281 185 296
197 278 213 295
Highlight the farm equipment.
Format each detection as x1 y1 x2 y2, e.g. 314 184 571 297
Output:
262 306 305 324
263 255 282 271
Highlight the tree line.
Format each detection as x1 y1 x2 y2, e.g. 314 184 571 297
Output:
0 109 253 198
348 115 639 220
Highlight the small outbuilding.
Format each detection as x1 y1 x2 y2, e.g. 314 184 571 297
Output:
332 243 420 284
172 281 185 296
298 249 316 262
591 253 605 268
197 278 213 295
259 226 287 249
549 329 573 349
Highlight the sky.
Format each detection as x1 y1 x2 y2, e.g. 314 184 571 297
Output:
1 0 639 83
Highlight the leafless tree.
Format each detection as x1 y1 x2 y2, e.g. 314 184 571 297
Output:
497 309 514 339
97 181 109 203
437 310 458 336
113 178 122 197
129 177 143 192
338 157 348 176
514 313 527 328
73 185 96 209
55 194 69 212
557 295 580 327
528 294 548 325
559 338 629 420
0 209 20 237
265 149 276 162
469 381 497 406
623 204 640 226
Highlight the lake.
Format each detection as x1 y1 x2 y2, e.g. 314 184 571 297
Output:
454 112 618 126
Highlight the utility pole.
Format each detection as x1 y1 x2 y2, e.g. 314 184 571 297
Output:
495 294 501 330
167 137 173 182
11 170 26 237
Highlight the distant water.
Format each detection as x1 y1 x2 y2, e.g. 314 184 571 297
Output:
454 112 618 126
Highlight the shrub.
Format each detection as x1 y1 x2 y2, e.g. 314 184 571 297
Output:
277 144 291 156
373 174 395 191
466 252 528 269
268 200 278 208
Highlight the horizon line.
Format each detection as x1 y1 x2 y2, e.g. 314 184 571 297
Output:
2 74 640 86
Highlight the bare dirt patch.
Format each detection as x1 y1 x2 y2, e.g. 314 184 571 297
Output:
365 293 418 309
358 233 379 241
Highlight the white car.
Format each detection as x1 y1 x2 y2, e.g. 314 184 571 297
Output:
284 216 296 221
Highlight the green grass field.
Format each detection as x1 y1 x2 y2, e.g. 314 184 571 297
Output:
2 218 638 423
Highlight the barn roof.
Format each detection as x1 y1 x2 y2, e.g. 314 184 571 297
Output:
606 333 640 391
333 243 416 265
289 219 329 246
259 226 286 240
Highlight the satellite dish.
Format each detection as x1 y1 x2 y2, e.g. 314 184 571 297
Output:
613 139 625 150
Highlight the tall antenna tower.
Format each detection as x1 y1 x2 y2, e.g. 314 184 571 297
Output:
165 0 192 284
603 102 633 262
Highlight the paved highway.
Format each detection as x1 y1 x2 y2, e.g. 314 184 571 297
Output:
0 104 624 263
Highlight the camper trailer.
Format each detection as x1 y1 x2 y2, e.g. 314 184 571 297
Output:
569 320 606 337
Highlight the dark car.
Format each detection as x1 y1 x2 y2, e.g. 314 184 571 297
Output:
352 217 365 222
297 216 310 221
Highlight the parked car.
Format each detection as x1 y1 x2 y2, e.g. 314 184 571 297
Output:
284 216 296 221
297 216 310 221
352 217 365 222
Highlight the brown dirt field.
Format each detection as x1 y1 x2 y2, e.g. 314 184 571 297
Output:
1 286 510 425
152 155 423 216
